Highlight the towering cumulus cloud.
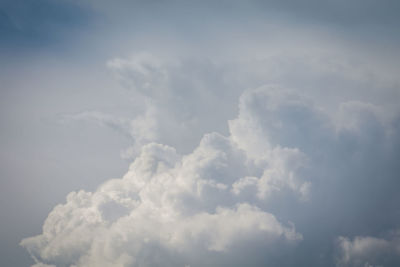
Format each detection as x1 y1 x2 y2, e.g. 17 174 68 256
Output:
20 87 309 267
21 51 400 267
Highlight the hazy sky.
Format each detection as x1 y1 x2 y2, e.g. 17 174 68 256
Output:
1 1 400 266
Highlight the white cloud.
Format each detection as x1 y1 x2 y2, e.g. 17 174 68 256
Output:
4 0 400 266
21 119 306 266
21 54 400 266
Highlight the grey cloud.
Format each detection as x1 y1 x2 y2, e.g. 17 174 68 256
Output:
59 109 158 158
336 233 400 267
63 53 247 158
229 86 400 265
70 45 400 158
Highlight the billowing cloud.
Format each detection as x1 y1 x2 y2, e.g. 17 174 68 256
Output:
2 0 399 266
20 130 304 266
21 79 400 266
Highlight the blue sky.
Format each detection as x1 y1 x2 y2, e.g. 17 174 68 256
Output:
1 1 400 266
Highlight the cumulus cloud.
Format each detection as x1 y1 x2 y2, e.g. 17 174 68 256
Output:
20 134 304 266
20 86 317 266
22 80 400 266
3 0 399 266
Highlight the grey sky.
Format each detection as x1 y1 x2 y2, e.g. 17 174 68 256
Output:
1 1 400 266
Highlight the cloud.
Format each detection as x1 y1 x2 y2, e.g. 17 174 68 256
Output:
20 133 304 266
107 53 169 96
231 86 400 266
21 52 400 266
59 52 246 158
336 232 400 267
56 44 400 165
2 0 398 266
70 47 400 156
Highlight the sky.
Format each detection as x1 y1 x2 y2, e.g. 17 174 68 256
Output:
1 0 400 266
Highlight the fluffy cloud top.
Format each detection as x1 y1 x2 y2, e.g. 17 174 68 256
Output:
21 122 304 266
15 32 400 265
22 78 400 266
